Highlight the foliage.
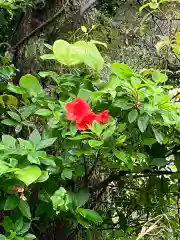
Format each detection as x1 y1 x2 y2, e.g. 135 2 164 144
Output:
0 35 179 239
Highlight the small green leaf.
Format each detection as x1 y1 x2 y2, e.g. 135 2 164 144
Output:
152 70 168 83
16 166 42 186
2 216 14 232
138 114 149 132
29 129 41 145
14 217 24 233
36 138 57 150
143 138 156 145
7 111 21 122
90 121 103 137
128 109 138 123
152 127 164 144
17 222 31 235
88 140 103 147
24 234 36 240
2 135 16 148
68 134 90 140
151 158 167 167
81 25 87 33
114 150 128 163
78 208 103 223
1 119 18 126
102 124 116 140
149 2 159 9
40 54 55 60
4 195 19 210
18 200 31 219
35 109 52 116
36 171 49 182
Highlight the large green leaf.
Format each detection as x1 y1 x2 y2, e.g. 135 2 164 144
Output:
15 166 41 186
78 208 103 223
19 74 42 95
0 234 7 240
53 40 104 71
18 200 31 219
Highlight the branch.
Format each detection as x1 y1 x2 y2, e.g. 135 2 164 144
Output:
12 1 68 49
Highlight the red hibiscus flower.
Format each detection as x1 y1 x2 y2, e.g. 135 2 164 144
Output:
65 98 91 121
76 112 97 130
65 98 109 131
96 110 109 124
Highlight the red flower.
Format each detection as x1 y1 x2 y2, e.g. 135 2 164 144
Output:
65 98 90 121
76 112 97 130
65 98 110 131
96 110 109 124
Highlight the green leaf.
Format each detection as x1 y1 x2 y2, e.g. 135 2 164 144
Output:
78 89 92 101
68 134 90 140
102 124 116 140
151 158 167 167
152 70 168 83
16 166 41 186
19 74 42 95
149 2 159 9
61 169 72 180
35 109 52 117
116 135 126 145
74 190 89 208
1 119 18 126
36 170 49 182
111 63 133 78
143 138 156 145
89 121 103 137
2 135 16 148
14 217 24 233
88 140 103 148
0 234 7 240
18 200 31 219
138 114 149 132
40 54 55 60
78 208 103 223
36 138 57 150
114 150 128 163
27 154 40 165
128 109 138 123
7 111 21 122
53 40 104 71
104 75 121 90
17 222 31 235
4 195 19 210
2 216 14 232
29 129 41 145
8 83 27 95
152 127 164 144
24 234 36 240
